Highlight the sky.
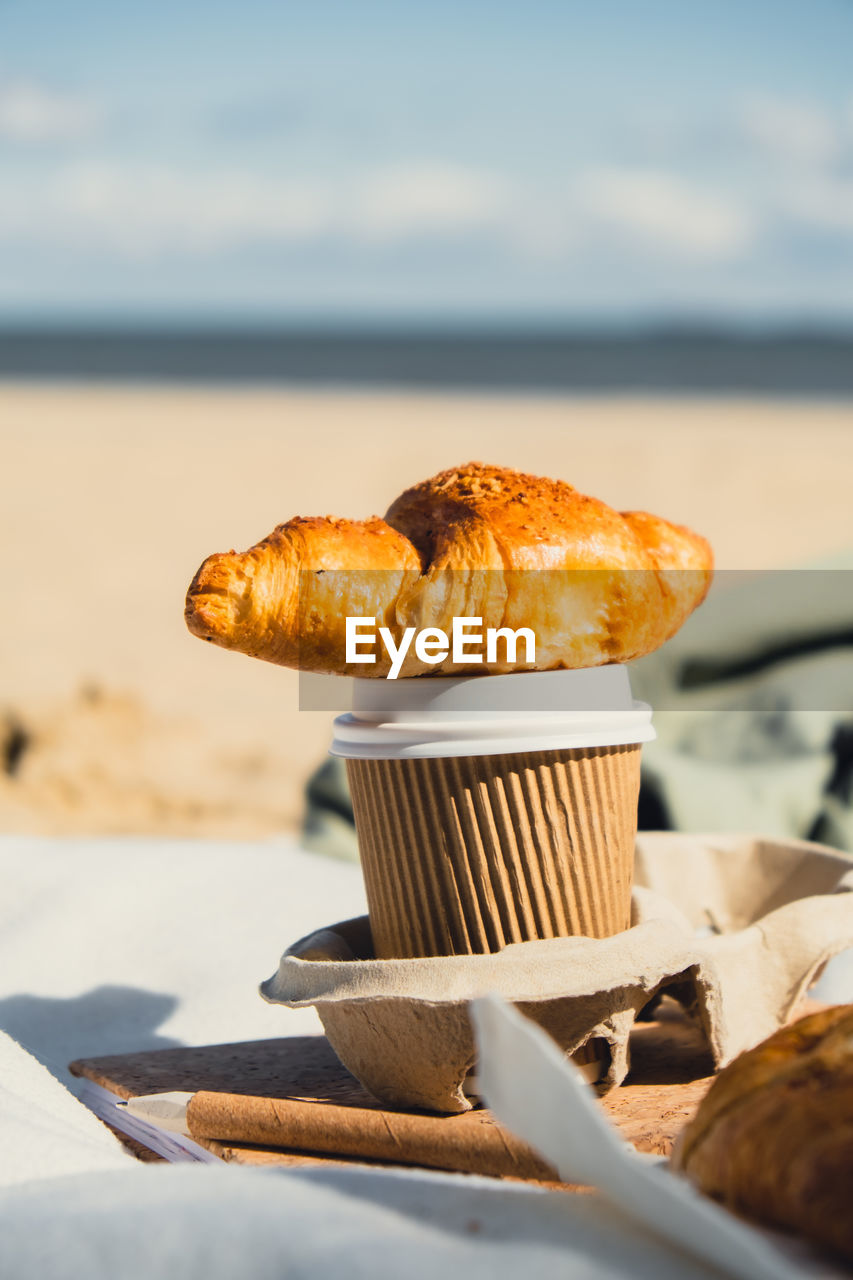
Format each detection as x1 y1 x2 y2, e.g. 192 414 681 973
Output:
1 0 853 325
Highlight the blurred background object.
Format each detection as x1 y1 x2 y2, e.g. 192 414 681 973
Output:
2 0 852 847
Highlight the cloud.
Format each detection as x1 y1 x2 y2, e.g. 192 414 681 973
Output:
0 156 760 270
738 95 841 168
355 166 508 241
0 162 509 256
52 166 334 253
0 81 100 144
574 169 753 258
4 81 853 317
730 96 853 239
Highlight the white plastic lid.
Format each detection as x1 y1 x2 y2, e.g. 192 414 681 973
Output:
330 666 654 760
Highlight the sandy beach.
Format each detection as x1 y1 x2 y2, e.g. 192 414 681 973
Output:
2 382 852 839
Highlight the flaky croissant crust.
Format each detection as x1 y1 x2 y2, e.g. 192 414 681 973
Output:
185 462 713 675
672 1005 853 1262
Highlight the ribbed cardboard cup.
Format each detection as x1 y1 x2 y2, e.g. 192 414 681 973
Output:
333 669 653 961
346 745 641 959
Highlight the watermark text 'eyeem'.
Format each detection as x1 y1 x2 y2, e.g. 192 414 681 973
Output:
345 616 536 679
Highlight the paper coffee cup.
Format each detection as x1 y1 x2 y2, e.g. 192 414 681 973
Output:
332 668 653 960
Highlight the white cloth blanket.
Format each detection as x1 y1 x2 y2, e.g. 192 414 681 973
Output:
1 834 850 1279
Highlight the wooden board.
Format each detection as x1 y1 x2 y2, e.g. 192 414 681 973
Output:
71 1002 715 1182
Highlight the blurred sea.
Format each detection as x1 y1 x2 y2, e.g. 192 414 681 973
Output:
1 328 853 394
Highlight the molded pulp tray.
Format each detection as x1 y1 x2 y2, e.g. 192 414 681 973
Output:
262 833 853 1113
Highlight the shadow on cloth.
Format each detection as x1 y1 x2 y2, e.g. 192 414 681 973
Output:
0 985 181 1091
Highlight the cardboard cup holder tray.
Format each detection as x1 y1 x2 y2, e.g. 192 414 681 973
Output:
262 833 853 1113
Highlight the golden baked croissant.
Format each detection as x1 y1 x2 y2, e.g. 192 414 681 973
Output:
185 462 713 676
672 1005 853 1262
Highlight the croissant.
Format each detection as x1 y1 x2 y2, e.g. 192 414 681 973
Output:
185 462 712 676
672 1005 853 1262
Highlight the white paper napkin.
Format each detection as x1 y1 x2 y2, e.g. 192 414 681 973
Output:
471 995 841 1280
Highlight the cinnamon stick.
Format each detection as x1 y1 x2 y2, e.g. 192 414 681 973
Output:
186 1092 557 1181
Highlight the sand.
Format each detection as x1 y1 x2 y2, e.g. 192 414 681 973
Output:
2 381 852 837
